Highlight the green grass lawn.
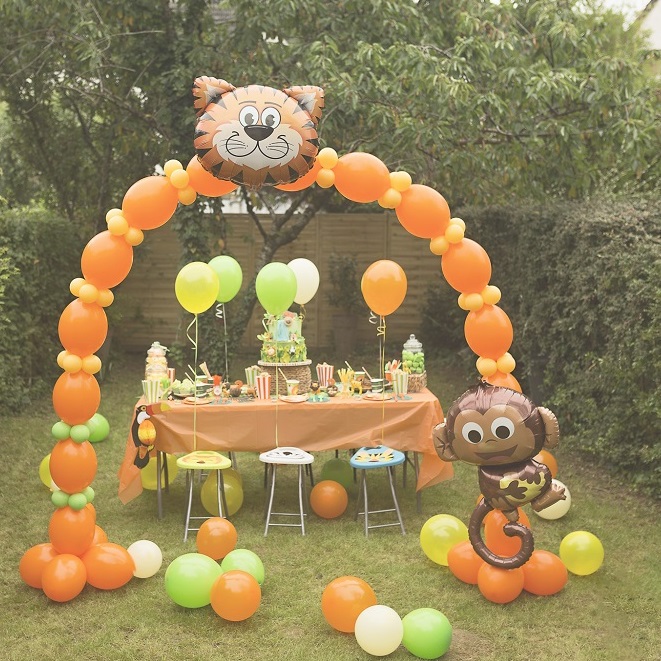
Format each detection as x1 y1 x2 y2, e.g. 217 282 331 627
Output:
2 352 660 661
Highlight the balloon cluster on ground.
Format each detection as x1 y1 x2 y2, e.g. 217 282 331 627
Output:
322 575 452 658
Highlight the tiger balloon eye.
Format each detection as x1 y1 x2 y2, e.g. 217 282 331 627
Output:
434 381 566 569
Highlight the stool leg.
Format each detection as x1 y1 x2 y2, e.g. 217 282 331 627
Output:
305 462 314 488
156 451 163 520
264 464 277 536
414 452 421 514
354 470 363 521
163 452 170 493
229 451 238 470
216 469 228 519
362 471 369 537
403 451 408 488
263 462 268 489
388 466 406 535
298 465 306 535
183 470 194 542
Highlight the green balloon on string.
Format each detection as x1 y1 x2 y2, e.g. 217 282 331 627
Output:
255 262 297 316
208 255 243 303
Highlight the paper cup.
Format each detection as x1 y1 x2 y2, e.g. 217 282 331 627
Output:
286 379 300 396
370 378 384 393
245 366 259 388
142 379 161 404
167 367 176 385
316 363 334 387
393 370 409 396
256 373 272 400
354 371 365 383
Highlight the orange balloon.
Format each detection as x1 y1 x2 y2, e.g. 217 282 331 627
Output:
484 509 531 558
484 371 522 392
81 231 134 289
464 305 513 360
522 550 568 596
49 506 96 556
447 540 485 585
361 260 407 316
19 543 59 588
321 576 377 633
82 543 135 590
477 564 524 604
534 449 558 478
276 159 322 191
41 554 87 602
49 439 97 493
58 300 108 356
52 371 101 425
92 525 108 546
196 517 238 561
122 175 180 230
333 152 390 203
210 570 261 621
309 480 348 519
441 239 492 294
395 184 451 239
187 156 239 197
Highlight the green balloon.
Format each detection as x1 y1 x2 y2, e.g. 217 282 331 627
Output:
86 413 110 443
164 553 223 608
255 262 297 316
320 458 354 491
220 549 265 586
51 490 69 508
70 424 90 443
68 493 88 510
208 255 243 304
402 608 452 659
51 421 71 441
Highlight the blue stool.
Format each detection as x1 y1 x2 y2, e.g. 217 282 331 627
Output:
350 446 406 536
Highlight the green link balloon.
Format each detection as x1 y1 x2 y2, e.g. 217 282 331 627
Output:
255 262 297 316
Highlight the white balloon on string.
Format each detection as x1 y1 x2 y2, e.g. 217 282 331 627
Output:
287 258 320 305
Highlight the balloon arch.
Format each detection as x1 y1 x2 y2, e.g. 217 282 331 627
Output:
22 81 523 602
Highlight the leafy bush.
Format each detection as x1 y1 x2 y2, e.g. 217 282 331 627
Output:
0 206 82 413
422 197 661 496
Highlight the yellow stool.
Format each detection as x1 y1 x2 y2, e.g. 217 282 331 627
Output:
176 451 232 542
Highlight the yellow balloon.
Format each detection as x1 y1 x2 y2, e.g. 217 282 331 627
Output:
420 514 468 566
174 262 219 314
140 454 179 490
559 531 604 576
201 471 244 517
39 454 52 489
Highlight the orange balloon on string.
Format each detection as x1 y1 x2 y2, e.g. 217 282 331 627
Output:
48 506 96 556
333 152 390 203
58 300 108 356
49 439 98 494
187 156 239 197
477 564 524 604
41 554 87 602
82 543 135 590
395 184 451 239
534 449 558 478
464 305 513 360
484 509 531 557
276 159 322 191
361 260 407 317
522 550 568 596
442 239 492 293
485 371 522 392
447 540 485 585
122 175 180 230
81 231 134 289
19 543 60 588
52 372 101 425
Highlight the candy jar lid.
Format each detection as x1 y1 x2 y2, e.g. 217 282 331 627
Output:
147 341 168 357
403 334 423 353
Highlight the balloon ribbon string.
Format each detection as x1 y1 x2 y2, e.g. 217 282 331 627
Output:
186 315 199 452
275 338 279 448
378 316 386 447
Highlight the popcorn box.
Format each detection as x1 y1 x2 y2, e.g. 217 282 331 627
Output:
392 369 409 397
245 365 260 388
256 373 272 400
142 379 161 404
316 363 334 387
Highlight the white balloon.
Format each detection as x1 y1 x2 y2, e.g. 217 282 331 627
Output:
127 540 163 578
287 258 319 305
354 605 403 657
534 479 572 520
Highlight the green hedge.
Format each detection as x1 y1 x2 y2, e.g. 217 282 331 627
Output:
0 207 82 413
421 197 661 497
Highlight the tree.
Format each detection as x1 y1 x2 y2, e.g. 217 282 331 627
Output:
0 0 658 363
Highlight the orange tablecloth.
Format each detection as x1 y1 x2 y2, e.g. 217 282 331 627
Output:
118 389 452 504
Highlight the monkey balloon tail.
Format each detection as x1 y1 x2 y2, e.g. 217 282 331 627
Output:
468 499 534 569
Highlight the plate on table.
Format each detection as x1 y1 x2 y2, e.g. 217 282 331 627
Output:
362 392 394 401
171 391 194 399
279 394 309 404
181 396 214 405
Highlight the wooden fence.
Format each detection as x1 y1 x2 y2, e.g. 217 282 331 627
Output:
112 212 443 354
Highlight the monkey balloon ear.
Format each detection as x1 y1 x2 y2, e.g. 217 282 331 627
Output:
538 406 560 449
433 421 459 462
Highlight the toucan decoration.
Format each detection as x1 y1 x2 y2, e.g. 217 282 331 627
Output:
131 402 170 469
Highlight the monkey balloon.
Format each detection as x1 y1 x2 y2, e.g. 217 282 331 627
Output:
433 381 565 569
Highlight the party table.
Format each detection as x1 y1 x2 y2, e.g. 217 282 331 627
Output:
117 389 452 504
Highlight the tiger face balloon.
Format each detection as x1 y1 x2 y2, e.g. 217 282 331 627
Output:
192 77 324 190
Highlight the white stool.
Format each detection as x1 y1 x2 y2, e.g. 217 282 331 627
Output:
259 447 314 536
